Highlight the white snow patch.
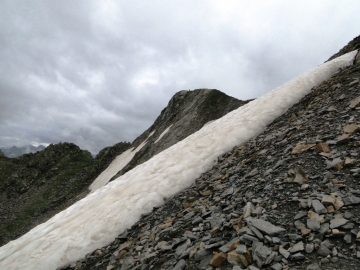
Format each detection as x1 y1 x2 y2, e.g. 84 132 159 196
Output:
89 132 155 192
154 125 173 143
0 50 356 270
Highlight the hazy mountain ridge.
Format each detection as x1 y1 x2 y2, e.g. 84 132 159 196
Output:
0 144 47 158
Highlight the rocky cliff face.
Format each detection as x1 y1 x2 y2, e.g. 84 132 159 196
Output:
110 89 250 181
60 37 360 270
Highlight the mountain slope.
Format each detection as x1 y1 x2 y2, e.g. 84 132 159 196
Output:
0 142 131 246
0 44 356 269
90 89 250 191
64 44 360 270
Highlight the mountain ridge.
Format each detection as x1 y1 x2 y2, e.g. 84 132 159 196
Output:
0 89 248 246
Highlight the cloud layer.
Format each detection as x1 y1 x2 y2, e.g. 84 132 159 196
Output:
1 0 359 154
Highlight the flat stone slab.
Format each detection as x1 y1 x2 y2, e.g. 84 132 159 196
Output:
330 218 349 229
343 196 360 206
312 200 327 214
307 219 320 231
245 217 285 236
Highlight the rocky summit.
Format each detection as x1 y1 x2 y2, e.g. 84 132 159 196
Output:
59 37 360 270
110 89 250 181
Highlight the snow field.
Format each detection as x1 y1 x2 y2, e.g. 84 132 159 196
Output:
89 131 155 192
0 50 357 270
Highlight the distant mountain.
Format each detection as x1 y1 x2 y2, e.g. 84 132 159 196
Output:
0 145 46 158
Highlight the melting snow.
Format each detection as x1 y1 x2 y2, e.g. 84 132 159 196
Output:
154 124 173 143
89 131 155 192
0 50 357 270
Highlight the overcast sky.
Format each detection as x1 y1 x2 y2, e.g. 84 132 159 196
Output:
0 1 359 154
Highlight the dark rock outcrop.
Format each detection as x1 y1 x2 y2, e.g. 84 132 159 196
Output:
111 89 251 180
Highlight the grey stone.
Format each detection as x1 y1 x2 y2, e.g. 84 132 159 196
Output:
175 239 191 257
317 245 331 256
307 219 320 231
289 241 304 253
343 196 360 206
294 211 307 220
265 251 278 265
246 217 285 236
249 224 264 240
219 238 239 253
319 223 329 234
194 249 212 261
240 234 259 244
294 220 305 230
272 237 281 244
312 200 327 214
270 262 282 270
191 216 203 225
197 254 213 270
255 245 271 260
236 244 247 254
291 252 305 260
344 234 352 244
330 218 349 229
306 263 320 270
279 247 290 259
173 259 186 270
305 243 314 253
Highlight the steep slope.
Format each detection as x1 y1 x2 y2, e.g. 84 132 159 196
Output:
0 89 247 245
57 44 360 269
0 47 356 269
0 141 130 246
90 89 250 191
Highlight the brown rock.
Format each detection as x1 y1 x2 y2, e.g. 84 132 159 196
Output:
158 222 172 229
334 197 344 210
227 250 249 267
343 124 359 134
202 190 212 196
115 249 127 260
327 205 335 213
119 241 133 251
308 211 325 222
301 227 311 236
349 78 359 86
321 195 336 206
337 134 350 144
349 96 360 108
294 166 308 184
345 158 357 165
210 252 227 267
314 143 330 153
291 143 316 154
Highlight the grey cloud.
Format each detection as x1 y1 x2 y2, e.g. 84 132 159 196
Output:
0 0 359 154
